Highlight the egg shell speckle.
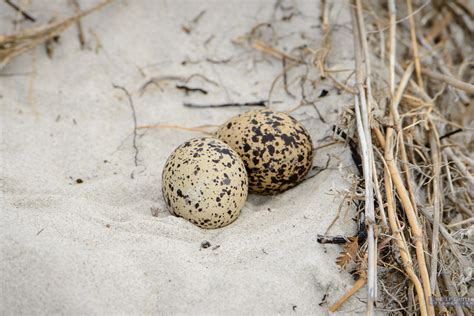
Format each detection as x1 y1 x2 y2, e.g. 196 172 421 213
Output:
161 137 248 229
216 110 313 195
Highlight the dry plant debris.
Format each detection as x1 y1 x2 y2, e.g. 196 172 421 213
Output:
0 0 113 69
321 0 472 314
234 0 473 314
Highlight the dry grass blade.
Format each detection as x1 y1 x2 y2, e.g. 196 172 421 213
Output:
351 1 378 312
385 64 433 315
384 63 429 315
422 68 474 94
406 0 424 89
0 0 114 69
329 277 367 313
428 122 442 295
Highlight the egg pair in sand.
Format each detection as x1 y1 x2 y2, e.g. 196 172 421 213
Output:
161 109 314 229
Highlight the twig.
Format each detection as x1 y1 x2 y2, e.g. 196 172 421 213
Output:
428 121 441 296
382 145 428 316
388 0 396 96
407 0 424 89
422 68 474 93
351 1 377 311
332 126 363 175
444 147 474 186
181 9 206 34
139 73 218 95
365 0 431 34
282 57 295 98
385 63 433 315
371 150 388 228
417 35 470 104
252 40 302 63
317 235 348 244
5 0 36 22
176 84 208 95
183 100 267 108
389 64 419 221
329 277 367 312
304 155 330 181
447 217 474 228
320 0 329 34
112 84 139 168
0 0 114 69
137 123 216 135
439 128 463 140
385 65 432 315
70 0 86 49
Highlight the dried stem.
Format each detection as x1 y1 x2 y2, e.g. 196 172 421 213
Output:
329 277 367 312
113 84 139 169
422 68 474 94
0 0 114 69
428 121 441 295
137 124 217 135
382 153 427 316
385 63 433 315
351 1 378 311
406 0 424 89
5 0 36 22
444 147 474 187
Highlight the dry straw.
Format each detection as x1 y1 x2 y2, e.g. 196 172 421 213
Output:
0 0 113 69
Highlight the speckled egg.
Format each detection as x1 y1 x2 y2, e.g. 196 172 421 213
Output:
162 137 248 229
216 110 313 194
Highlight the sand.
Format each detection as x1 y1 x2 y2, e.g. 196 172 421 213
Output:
1 1 365 314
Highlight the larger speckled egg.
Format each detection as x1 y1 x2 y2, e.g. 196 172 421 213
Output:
216 110 313 194
162 137 248 229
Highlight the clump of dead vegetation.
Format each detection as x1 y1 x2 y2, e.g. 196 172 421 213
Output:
0 0 113 69
322 1 472 314
233 0 473 314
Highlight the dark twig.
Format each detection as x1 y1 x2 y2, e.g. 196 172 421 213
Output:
176 84 208 95
332 126 363 175
305 155 331 180
112 84 139 169
183 100 267 108
310 103 327 123
439 128 462 140
140 73 218 95
5 0 36 22
317 214 366 245
317 234 348 244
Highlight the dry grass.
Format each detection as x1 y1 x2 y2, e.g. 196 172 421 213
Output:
240 0 473 314
0 0 113 69
337 0 472 314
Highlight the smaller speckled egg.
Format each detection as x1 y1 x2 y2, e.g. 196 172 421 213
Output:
216 110 313 195
162 137 248 229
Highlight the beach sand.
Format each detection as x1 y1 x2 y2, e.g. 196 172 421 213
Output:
1 1 365 314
